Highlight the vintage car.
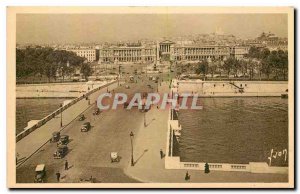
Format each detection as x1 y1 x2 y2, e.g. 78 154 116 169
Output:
81 122 91 132
50 131 60 143
57 135 69 146
34 164 46 183
93 108 100 115
78 114 85 121
53 145 68 159
110 152 120 163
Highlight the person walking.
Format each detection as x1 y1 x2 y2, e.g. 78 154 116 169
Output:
160 149 164 159
64 160 69 170
56 171 61 182
185 171 190 181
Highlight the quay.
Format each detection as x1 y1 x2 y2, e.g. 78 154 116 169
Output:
173 79 288 97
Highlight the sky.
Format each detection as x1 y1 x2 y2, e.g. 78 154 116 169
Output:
16 14 288 44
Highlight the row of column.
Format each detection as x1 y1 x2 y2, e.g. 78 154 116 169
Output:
160 44 171 53
113 49 142 57
185 48 215 55
114 57 142 62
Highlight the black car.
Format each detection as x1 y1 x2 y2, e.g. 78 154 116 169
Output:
81 122 91 132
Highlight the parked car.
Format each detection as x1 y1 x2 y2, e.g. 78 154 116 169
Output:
93 108 100 115
57 135 69 146
81 122 91 132
53 145 68 159
34 164 46 183
50 132 60 143
79 114 85 121
110 152 120 163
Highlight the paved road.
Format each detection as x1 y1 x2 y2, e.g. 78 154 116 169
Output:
16 75 157 183
16 81 118 165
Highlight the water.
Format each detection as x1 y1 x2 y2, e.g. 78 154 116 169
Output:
178 97 288 166
16 98 73 135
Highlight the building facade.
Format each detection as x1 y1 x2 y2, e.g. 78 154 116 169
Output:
67 48 97 62
230 46 250 60
99 45 157 63
98 40 249 64
62 39 251 64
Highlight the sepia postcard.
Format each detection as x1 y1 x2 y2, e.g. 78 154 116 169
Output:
7 7 294 188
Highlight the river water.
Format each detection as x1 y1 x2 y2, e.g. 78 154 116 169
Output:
16 98 73 135
178 97 288 166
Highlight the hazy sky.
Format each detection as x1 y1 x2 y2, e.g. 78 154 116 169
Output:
16 14 288 44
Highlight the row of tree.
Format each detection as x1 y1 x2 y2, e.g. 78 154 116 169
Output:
196 47 288 80
16 47 92 82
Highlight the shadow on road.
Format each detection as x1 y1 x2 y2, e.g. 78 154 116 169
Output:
145 118 155 127
133 149 148 165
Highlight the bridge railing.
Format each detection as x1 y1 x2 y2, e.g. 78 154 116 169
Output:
16 80 117 142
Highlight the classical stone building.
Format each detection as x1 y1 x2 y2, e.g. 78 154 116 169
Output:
96 39 250 64
99 45 157 63
67 48 97 62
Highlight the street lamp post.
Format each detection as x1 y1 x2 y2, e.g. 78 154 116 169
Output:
130 131 134 166
118 63 121 86
144 111 146 127
60 104 63 127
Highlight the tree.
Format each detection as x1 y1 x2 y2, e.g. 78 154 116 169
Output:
232 59 241 77
196 60 209 78
260 48 271 60
277 50 288 80
223 57 238 78
268 50 280 80
245 46 288 80
81 63 93 81
247 47 260 59
248 59 256 80
240 59 248 78
44 63 57 82
208 60 218 79
204 163 210 174
217 60 223 78
16 47 85 83
261 58 272 80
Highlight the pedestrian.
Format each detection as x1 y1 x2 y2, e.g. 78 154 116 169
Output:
64 160 69 170
56 171 61 182
185 171 190 181
160 149 164 159
90 176 93 183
